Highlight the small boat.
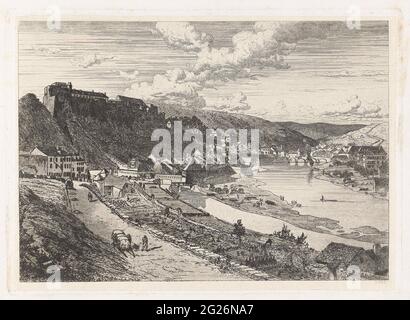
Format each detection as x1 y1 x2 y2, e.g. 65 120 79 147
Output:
320 195 338 202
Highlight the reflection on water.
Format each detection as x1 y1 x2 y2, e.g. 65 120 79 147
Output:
306 168 314 184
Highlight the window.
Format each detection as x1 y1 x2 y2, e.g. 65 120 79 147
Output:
50 164 53 169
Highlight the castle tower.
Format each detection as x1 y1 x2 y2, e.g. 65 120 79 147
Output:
43 85 56 115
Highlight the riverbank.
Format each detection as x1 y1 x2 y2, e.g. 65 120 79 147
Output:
196 171 388 246
312 167 389 201
83 182 331 280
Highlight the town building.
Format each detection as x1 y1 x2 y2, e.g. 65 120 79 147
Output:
260 146 274 156
100 175 129 198
347 145 387 170
25 146 87 180
316 242 378 280
154 173 186 188
287 149 301 159
19 151 48 176
117 158 154 178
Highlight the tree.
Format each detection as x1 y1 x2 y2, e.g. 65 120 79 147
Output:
233 219 246 247
296 232 308 246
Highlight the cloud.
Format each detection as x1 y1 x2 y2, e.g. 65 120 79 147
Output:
317 70 387 78
124 21 346 111
272 100 290 116
321 95 388 120
72 54 115 68
124 68 206 109
31 45 61 55
212 92 251 112
153 22 213 52
118 70 140 80
192 22 345 80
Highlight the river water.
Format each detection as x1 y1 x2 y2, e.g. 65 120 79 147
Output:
254 165 389 232
181 164 389 251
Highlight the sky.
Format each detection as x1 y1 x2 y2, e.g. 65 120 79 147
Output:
18 20 389 124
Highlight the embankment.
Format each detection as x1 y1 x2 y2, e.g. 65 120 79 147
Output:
19 179 142 281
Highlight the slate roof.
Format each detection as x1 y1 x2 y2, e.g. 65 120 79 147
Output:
104 175 127 189
316 242 366 268
348 146 386 156
34 146 70 157
33 146 82 158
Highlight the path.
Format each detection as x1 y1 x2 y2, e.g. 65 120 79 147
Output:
69 183 247 281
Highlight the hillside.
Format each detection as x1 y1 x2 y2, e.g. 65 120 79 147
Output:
279 122 366 140
19 179 142 281
19 94 118 168
19 93 321 170
18 94 75 152
325 122 388 150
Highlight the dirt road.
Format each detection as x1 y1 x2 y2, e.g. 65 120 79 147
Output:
69 183 247 281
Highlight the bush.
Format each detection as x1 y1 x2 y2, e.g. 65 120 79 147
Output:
274 225 309 247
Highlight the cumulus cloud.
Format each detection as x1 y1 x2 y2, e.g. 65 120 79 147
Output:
118 70 140 80
125 21 346 111
321 95 388 120
31 45 61 55
72 54 115 68
192 21 345 80
153 22 213 52
212 92 251 112
272 100 290 116
124 68 206 109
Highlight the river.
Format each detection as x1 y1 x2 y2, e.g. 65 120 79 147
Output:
254 165 389 232
180 164 389 251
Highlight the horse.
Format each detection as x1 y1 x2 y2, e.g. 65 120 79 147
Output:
111 230 135 257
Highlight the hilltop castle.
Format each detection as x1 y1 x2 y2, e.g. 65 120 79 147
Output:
43 82 164 123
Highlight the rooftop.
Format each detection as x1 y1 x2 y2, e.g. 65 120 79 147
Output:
32 146 83 159
71 89 108 98
104 175 128 189
348 145 386 155
316 242 366 268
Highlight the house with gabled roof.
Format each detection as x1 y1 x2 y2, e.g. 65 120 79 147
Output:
347 145 387 170
27 146 86 180
316 242 377 280
101 175 129 198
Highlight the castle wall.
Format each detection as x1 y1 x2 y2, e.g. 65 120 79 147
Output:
43 94 56 116
43 82 166 130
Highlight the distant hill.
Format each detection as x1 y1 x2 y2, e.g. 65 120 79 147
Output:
159 105 318 151
19 93 321 170
278 122 366 140
325 122 388 150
